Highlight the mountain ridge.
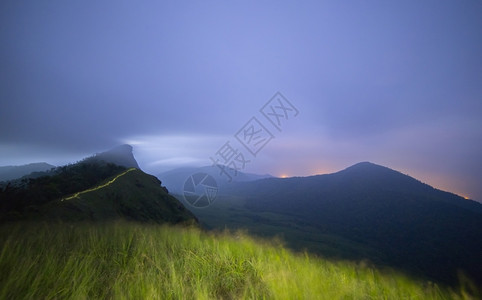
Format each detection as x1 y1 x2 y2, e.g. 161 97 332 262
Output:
45 168 197 224
192 161 482 285
245 161 481 212
0 145 197 225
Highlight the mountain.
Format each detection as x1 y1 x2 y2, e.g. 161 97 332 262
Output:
235 162 482 214
158 165 273 195
190 162 482 286
0 146 196 225
43 168 197 224
0 144 138 185
88 144 140 169
0 162 55 182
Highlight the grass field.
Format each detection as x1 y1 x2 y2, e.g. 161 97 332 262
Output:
0 222 476 299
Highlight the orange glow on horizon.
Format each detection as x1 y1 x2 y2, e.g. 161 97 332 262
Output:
310 168 333 176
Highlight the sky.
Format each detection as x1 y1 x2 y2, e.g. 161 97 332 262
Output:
1 1 481 201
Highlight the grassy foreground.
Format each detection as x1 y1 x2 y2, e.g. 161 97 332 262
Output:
0 222 475 299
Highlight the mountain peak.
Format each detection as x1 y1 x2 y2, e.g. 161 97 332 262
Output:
104 144 134 154
345 161 386 169
88 144 140 169
113 144 133 152
340 161 397 175
333 161 429 192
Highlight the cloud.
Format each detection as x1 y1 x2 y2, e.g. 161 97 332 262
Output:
121 134 231 174
0 1 481 201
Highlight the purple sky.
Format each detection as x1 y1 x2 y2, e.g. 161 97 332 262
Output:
1 1 481 201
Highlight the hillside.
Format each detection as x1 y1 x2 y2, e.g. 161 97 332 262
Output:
0 222 475 299
0 153 196 225
187 162 482 286
44 168 196 224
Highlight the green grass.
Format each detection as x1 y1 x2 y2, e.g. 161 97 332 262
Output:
0 222 475 299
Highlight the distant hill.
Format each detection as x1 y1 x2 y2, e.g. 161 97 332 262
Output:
0 163 55 182
235 162 482 214
158 165 273 195
0 146 196 225
193 162 482 286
